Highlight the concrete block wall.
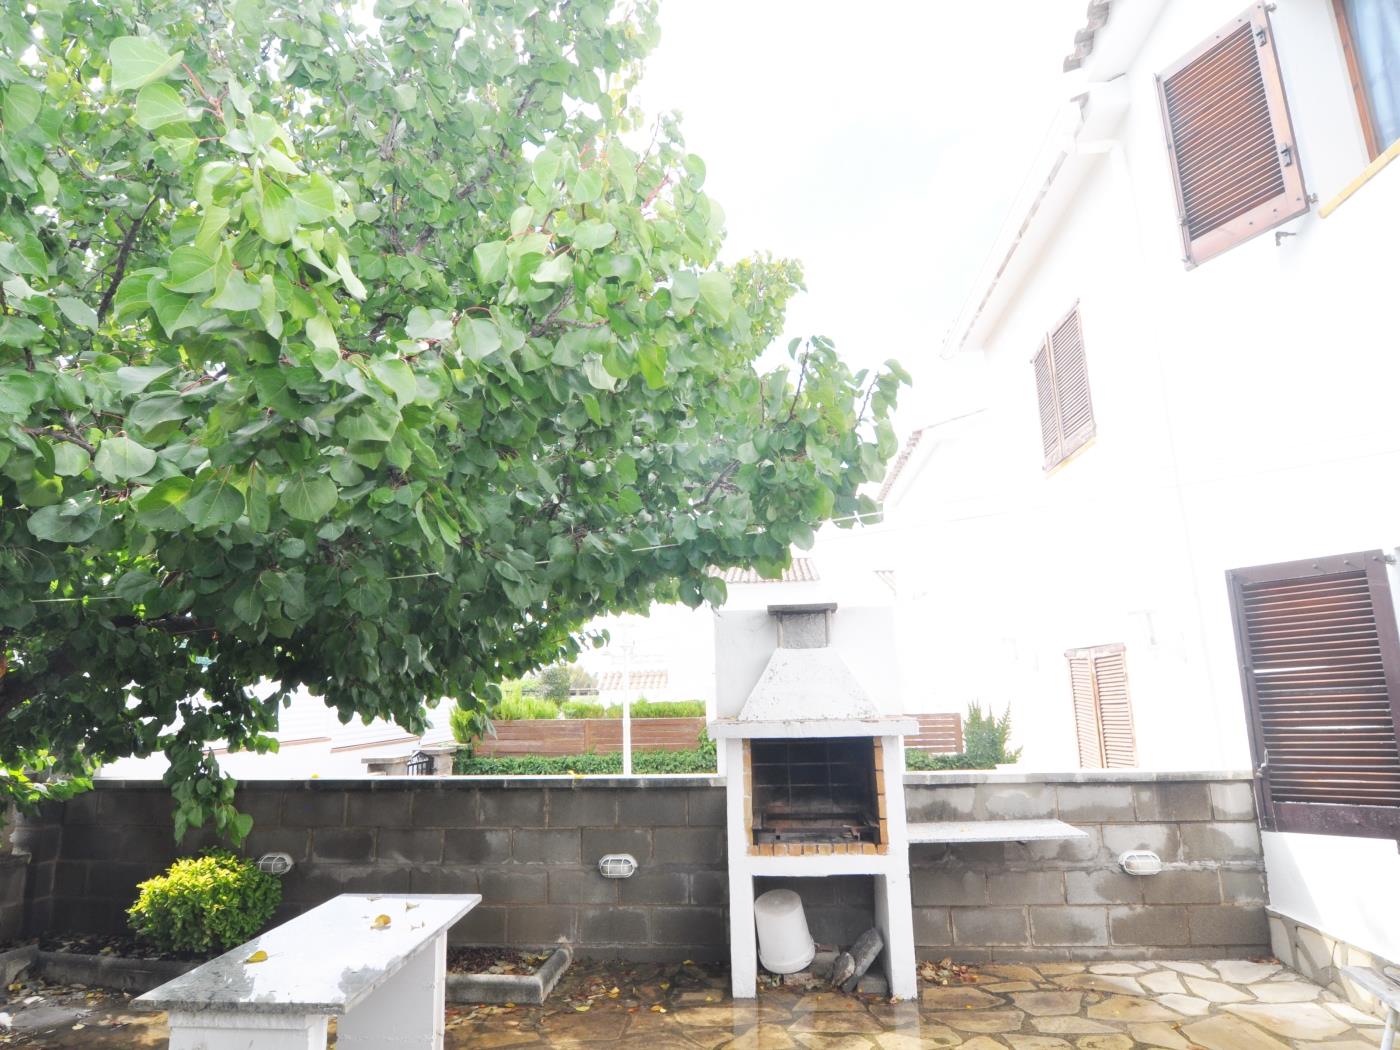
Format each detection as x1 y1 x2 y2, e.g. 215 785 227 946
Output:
904 773 1268 961
17 771 1267 961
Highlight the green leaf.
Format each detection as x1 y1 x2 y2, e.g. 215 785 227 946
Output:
254 180 296 243
51 443 90 477
55 297 99 331
291 175 337 222
127 393 189 430
638 344 667 389
334 254 366 300
164 245 219 293
371 358 417 406
26 500 102 544
697 271 732 323
2 84 42 131
472 241 507 284
405 307 452 341
0 234 47 276
531 150 560 191
134 82 187 129
208 269 262 311
136 475 192 512
94 436 157 481
280 474 337 521
109 36 183 92
392 83 417 110
182 474 245 527
533 255 572 284
572 221 616 251
306 314 338 353
115 364 174 395
457 317 501 361
571 168 603 205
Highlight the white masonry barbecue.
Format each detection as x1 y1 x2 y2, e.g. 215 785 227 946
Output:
710 603 919 1000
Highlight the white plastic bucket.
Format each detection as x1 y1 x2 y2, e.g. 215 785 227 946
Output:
754 888 816 974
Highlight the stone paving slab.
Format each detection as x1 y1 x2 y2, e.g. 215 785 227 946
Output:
0 956 1386 1048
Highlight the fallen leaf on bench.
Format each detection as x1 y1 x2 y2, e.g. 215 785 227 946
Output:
371 914 392 929
405 902 419 911
244 950 268 964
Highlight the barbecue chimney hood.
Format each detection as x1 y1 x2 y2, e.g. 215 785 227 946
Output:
709 604 917 739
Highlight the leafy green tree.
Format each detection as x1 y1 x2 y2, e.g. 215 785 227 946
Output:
0 0 905 840
537 664 574 703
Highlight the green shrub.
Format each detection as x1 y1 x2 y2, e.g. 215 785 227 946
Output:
628 699 706 718
561 700 607 719
450 704 492 746
904 702 1021 772
494 695 561 720
128 851 281 955
454 736 717 776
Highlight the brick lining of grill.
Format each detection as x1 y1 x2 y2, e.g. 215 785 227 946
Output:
748 738 883 847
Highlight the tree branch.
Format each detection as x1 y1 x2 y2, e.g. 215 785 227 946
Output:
96 198 156 323
21 426 95 455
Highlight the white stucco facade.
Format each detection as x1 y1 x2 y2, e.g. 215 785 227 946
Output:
885 0 1400 960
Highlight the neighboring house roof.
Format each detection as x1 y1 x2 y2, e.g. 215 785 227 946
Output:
1063 0 1114 71
720 558 819 585
596 669 669 692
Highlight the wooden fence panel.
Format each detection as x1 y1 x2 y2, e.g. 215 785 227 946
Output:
474 717 705 757
905 713 964 754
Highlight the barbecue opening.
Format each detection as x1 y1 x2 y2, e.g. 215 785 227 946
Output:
748 737 885 848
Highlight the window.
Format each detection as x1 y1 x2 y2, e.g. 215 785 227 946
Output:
1156 5 1308 267
1226 551 1400 840
1066 644 1137 769
1032 305 1095 470
1333 0 1400 159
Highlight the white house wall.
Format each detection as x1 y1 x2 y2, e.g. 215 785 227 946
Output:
893 0 1400 959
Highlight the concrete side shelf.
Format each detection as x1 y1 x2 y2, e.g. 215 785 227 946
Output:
907 819 1088 844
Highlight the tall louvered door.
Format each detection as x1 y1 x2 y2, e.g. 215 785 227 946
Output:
1067 645 1137 769
1157 4 1309 266
1227 551 1400 839
1069 652 1105 767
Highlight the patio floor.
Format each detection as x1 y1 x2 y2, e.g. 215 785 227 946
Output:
0 957 1386 1048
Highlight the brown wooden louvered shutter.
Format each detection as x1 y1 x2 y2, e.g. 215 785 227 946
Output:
1049 307 1094 460
1032 305 1095 471
1157 5 1308 267
1227 551 1400 839
1068 652 1105 767
1032 339 1061 468
1067 645 1137 769
1093 648 1138 767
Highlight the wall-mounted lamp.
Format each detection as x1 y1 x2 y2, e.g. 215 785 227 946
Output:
1118 850 1163 876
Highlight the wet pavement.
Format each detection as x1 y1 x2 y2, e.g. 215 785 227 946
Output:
0 957 1386 1048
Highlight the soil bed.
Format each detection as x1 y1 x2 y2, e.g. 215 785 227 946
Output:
447 947 551 976
36 934 209 965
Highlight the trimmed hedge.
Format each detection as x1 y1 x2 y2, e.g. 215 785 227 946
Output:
557 699 706 720
455 737 717 776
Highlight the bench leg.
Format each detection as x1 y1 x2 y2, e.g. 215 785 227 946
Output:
166 1009 328 1050
1381 1008 1396 1050
336 930 447 1050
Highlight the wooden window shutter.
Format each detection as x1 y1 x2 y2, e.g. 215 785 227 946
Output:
1227 551 1400 839
1067 645 1138 769
1157 4 1309 267
1032 305 1095 470
1032 339 1061 467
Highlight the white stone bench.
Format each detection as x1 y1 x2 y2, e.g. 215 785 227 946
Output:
135 892 479 1050
1343 966 1400 1050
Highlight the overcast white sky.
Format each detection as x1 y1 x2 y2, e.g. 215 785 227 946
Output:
633 0 1088 431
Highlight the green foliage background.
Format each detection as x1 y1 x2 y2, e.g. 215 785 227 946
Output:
0 0 903 838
